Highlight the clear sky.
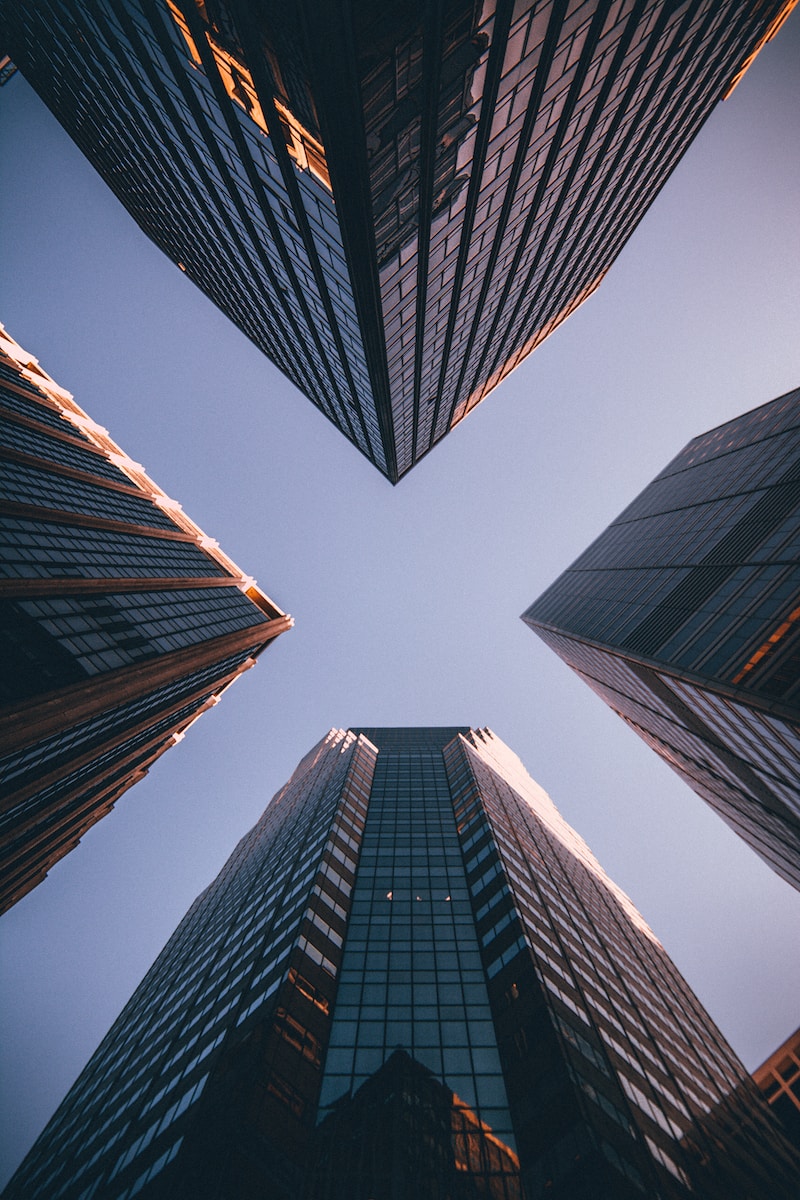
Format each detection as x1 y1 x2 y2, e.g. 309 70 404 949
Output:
1 13 799 1187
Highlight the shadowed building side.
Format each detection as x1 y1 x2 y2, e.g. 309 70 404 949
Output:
304 1049 522 1200
523 387 800 891
1 0 796 479
3 728 797 1199
753 1027 800 1153
0 326 291 911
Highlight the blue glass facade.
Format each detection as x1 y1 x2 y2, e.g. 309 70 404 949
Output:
753 1027 800 1154
4 728 797 1199
2 729 375 1200
319 728 515 1148
523 387 800 891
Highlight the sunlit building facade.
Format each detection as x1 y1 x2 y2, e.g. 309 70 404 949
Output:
753 1027 800 1153
1 0 795 480
523 388 800 891
4 727 797 1199
0 326 291 912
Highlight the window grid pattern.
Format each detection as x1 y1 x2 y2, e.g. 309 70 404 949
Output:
446 729 800 1197
15 586 268 679
0 678 246 843
2 1 790 479
753 1028 800 1152
0 360 48 394
0 648 260 801
422 0 774 463
1 414 133 484
0 458 179 530
0 331 289 915
319 729 516 1151
3 731 375 1200
0 515 224 580
0 382 93 440
0 0 385 474
527 389 800 695
524 389 800 891
4 730 797 1199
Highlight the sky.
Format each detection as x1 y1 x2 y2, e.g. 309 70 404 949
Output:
1 11 799 1187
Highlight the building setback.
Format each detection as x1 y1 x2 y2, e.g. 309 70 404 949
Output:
522 387 800 891
1 0 796 481
0 326 291 912
4 727 796 1199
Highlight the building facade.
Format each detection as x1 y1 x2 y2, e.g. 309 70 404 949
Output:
522 387 800 891
0 326 291 912
1 0 795 480
753 1027 800 1153
4 727 797 1199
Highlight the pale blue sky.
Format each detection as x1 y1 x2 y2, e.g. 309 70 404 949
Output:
1 13 799 1186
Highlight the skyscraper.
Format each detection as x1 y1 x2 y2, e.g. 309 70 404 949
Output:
0 325 291 912
753 1027 800 1153
5 727 796 1199
1 0 795 481
522 387 800 892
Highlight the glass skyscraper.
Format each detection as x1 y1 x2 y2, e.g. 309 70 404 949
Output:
523 387 800 892
1 0 795 480
0 325 291 912
5 727 796 1199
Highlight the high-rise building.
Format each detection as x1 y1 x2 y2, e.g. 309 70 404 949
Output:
0 325 291 912
522 387 800 891
753 1027 800 1153
1 1 795 481
4 727 796 1199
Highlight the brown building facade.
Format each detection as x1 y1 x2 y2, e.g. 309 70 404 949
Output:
0 326 291 911
753 1028 800 1153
